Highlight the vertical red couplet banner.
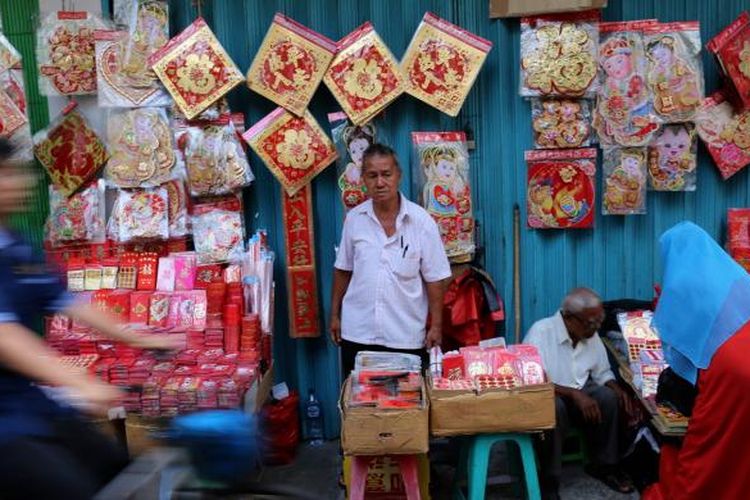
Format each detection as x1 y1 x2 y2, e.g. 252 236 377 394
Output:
281 184 320 338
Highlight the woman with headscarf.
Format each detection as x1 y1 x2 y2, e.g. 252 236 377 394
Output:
643 221 750 499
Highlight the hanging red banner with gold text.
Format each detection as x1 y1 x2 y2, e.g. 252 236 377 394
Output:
281 184 320 338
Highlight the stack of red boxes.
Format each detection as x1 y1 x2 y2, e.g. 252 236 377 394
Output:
241 313 262 362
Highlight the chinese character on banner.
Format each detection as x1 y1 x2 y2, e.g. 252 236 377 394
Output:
281 185 320 338
401 12 492 117
148 17 243 119
323 22 404 125
243 107 338 195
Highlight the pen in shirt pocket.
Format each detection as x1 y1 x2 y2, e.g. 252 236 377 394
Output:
402 244 409 258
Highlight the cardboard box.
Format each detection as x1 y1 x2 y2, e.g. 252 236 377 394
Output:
243 363 275 414
490 0 607 18
428 378 555 436
339 377 429 456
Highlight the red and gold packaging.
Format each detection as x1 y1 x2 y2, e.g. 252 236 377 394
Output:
246 13 336 115
106 290 131 323
148 17 244 119
149 292 170 328
708 12 750 109
324 22 404 125
242 107 338 195
33 107 109 197
129 291 151 324
401 12 492 116
118 252 138 289
281 185 320 337
195 264 224 289
136 252 159 290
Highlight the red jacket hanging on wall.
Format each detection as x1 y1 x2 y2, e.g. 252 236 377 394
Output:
440 266 504 352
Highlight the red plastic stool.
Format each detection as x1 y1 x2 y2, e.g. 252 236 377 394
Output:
349 454 421 500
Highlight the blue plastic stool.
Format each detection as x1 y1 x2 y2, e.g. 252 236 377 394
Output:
453 433 541 500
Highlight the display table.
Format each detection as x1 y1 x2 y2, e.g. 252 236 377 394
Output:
602 338 687 438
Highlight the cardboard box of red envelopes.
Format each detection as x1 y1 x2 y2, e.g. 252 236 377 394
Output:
427 376 554 436
339 376 429 455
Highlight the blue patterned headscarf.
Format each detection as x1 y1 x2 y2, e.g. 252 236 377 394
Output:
654 221 750 384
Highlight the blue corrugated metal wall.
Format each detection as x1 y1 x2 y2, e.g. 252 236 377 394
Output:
163 0 749 437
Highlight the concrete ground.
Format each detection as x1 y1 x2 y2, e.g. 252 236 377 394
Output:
260 440 640 500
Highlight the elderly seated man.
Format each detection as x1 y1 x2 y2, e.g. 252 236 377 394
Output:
524 287 634 499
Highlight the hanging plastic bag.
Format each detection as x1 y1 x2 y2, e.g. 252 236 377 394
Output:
520 10 599 98
401 12 492 116
36 11 107 96
647 123 697 191
105 107 176 187
707 12 750 109
108 187 170 242
323 22 404 125
179 117 253 197
0 67 34 162
45 179 106 247
148 17 243 119
602 147 648 216
246 13 336 116
164 179 189 238
643 21 703 123
192 196 245 264
594 20 660 147
526 148 596 229
95 29 171 108
531 98 592 149
695 90 750 180
412 131 474 263
328 111 376 212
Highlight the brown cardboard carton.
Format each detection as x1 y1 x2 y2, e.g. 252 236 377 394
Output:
254 363 274 412
489 0 607 18
339 377 429 455
428 378 555 436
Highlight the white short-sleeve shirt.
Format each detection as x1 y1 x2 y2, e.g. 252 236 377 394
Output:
523 310 615 389
334 194 451 349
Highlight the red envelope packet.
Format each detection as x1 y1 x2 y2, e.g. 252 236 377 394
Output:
106 290 131 323
442 353 465 380
137 252 159 290
92 290 111 314
149 292 170 328
130 291 151 324
194 264 224 289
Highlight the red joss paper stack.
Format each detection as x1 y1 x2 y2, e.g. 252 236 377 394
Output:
241 313 261 361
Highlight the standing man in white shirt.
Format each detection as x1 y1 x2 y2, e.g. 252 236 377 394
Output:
524 288 634 499
329 143 451 375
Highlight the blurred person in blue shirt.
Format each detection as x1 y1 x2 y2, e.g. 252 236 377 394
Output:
0 139 176 499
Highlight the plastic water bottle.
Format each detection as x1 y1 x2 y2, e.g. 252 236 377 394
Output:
305 389 324 446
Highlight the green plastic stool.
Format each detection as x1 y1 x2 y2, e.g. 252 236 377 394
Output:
561 428 590 465
452 433 541 500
